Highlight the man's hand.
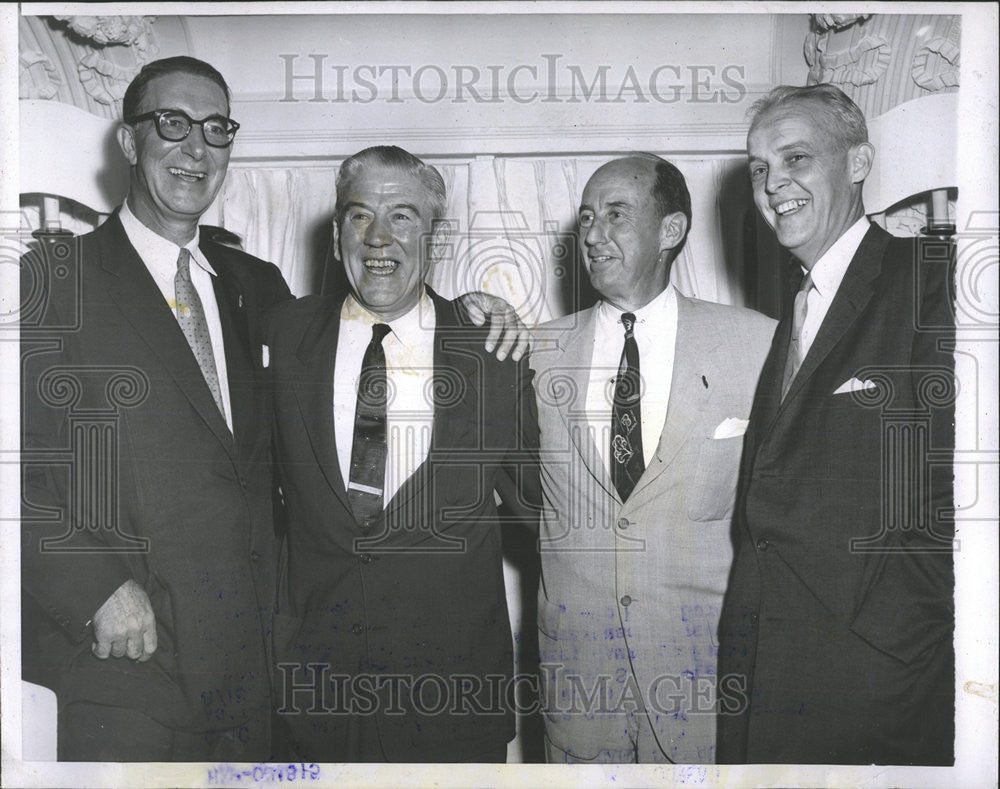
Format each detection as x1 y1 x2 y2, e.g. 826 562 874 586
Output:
91 579 157 662
459 291 531 362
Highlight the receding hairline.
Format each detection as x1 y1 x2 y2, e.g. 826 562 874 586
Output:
590 155 659 180
582 157 658 199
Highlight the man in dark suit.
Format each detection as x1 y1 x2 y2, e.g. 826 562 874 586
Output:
717 84 955 765
21 56 293 761
268 146 540 763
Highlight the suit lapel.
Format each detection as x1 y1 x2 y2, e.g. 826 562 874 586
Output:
290 295 352 512
548 306 619 501
751 315 792 441
631 294 718 498
98 215 236 460
779 223 887 408
206 245 255 459
385 291 479 518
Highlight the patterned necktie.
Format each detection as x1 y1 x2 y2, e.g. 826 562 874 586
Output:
611 312 644 502
781 271 814 400
174 247 226 419
348 323 392 529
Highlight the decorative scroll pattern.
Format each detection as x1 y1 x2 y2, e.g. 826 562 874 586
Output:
53 16 158 107
806 30 892 87
18 15 158 117
911 36 960 92
19 50 62 100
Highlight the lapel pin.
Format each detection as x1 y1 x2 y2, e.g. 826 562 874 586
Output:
702 375 709 388
238 294 244 308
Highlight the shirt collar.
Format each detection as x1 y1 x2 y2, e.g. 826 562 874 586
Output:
597 282 676 328
804 216 870 298
341 288 434 349
119 200 216 277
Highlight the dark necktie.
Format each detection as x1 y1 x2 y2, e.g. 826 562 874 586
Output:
611 312 644 502
781 272 814 400
348 323 392 529
174 247 226 419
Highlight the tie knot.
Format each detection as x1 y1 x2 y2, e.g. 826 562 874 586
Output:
176 247 192 273
371 323 392 344
799 272 814 295
621 312 636 337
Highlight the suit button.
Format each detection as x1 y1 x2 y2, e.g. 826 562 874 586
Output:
756 538 769 551
750 612 759 625
250 551 260 562
617 517 630 530
360 553 373 564
620 595 632 607
351 623 363 636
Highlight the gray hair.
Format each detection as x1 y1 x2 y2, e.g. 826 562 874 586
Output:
748 84 868 151
334 146 447 226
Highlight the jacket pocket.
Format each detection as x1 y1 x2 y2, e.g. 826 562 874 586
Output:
687 435 743 522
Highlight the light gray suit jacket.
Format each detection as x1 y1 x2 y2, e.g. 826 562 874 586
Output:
531 292 775 763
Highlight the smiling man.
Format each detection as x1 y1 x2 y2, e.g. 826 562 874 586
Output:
531 154 775 763
267 146 540 763
717 84 956 764
21 57 292 760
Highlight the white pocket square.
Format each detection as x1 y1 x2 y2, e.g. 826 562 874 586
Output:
262 344 270 368
712 417 749 439
833 377 876 395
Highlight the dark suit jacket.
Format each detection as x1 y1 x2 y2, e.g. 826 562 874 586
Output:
717 224 955 764
21 213 292 755
267 288 540 762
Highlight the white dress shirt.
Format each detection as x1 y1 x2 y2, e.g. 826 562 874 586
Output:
586 284 678 474
799 217 870 360
118 201 232 432
334 291 436 506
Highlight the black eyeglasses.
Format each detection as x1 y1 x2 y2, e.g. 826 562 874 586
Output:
127 109 240 148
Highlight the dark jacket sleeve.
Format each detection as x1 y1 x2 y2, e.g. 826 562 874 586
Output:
849 237 956 664
494 353 542 529
20 238 132 641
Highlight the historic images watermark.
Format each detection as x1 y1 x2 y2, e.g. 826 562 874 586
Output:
11 223 151 553
276 663 748 718
279 54 748 105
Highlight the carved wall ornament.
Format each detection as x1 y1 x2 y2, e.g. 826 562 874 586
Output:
803 13 960 124
50 15 158 107
19 50 61 100
805 28 892 87
911 36 961 92
52 15 155 50
811 14 871 33
76 51 138 106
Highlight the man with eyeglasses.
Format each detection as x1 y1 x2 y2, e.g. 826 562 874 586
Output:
21 55 290 762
